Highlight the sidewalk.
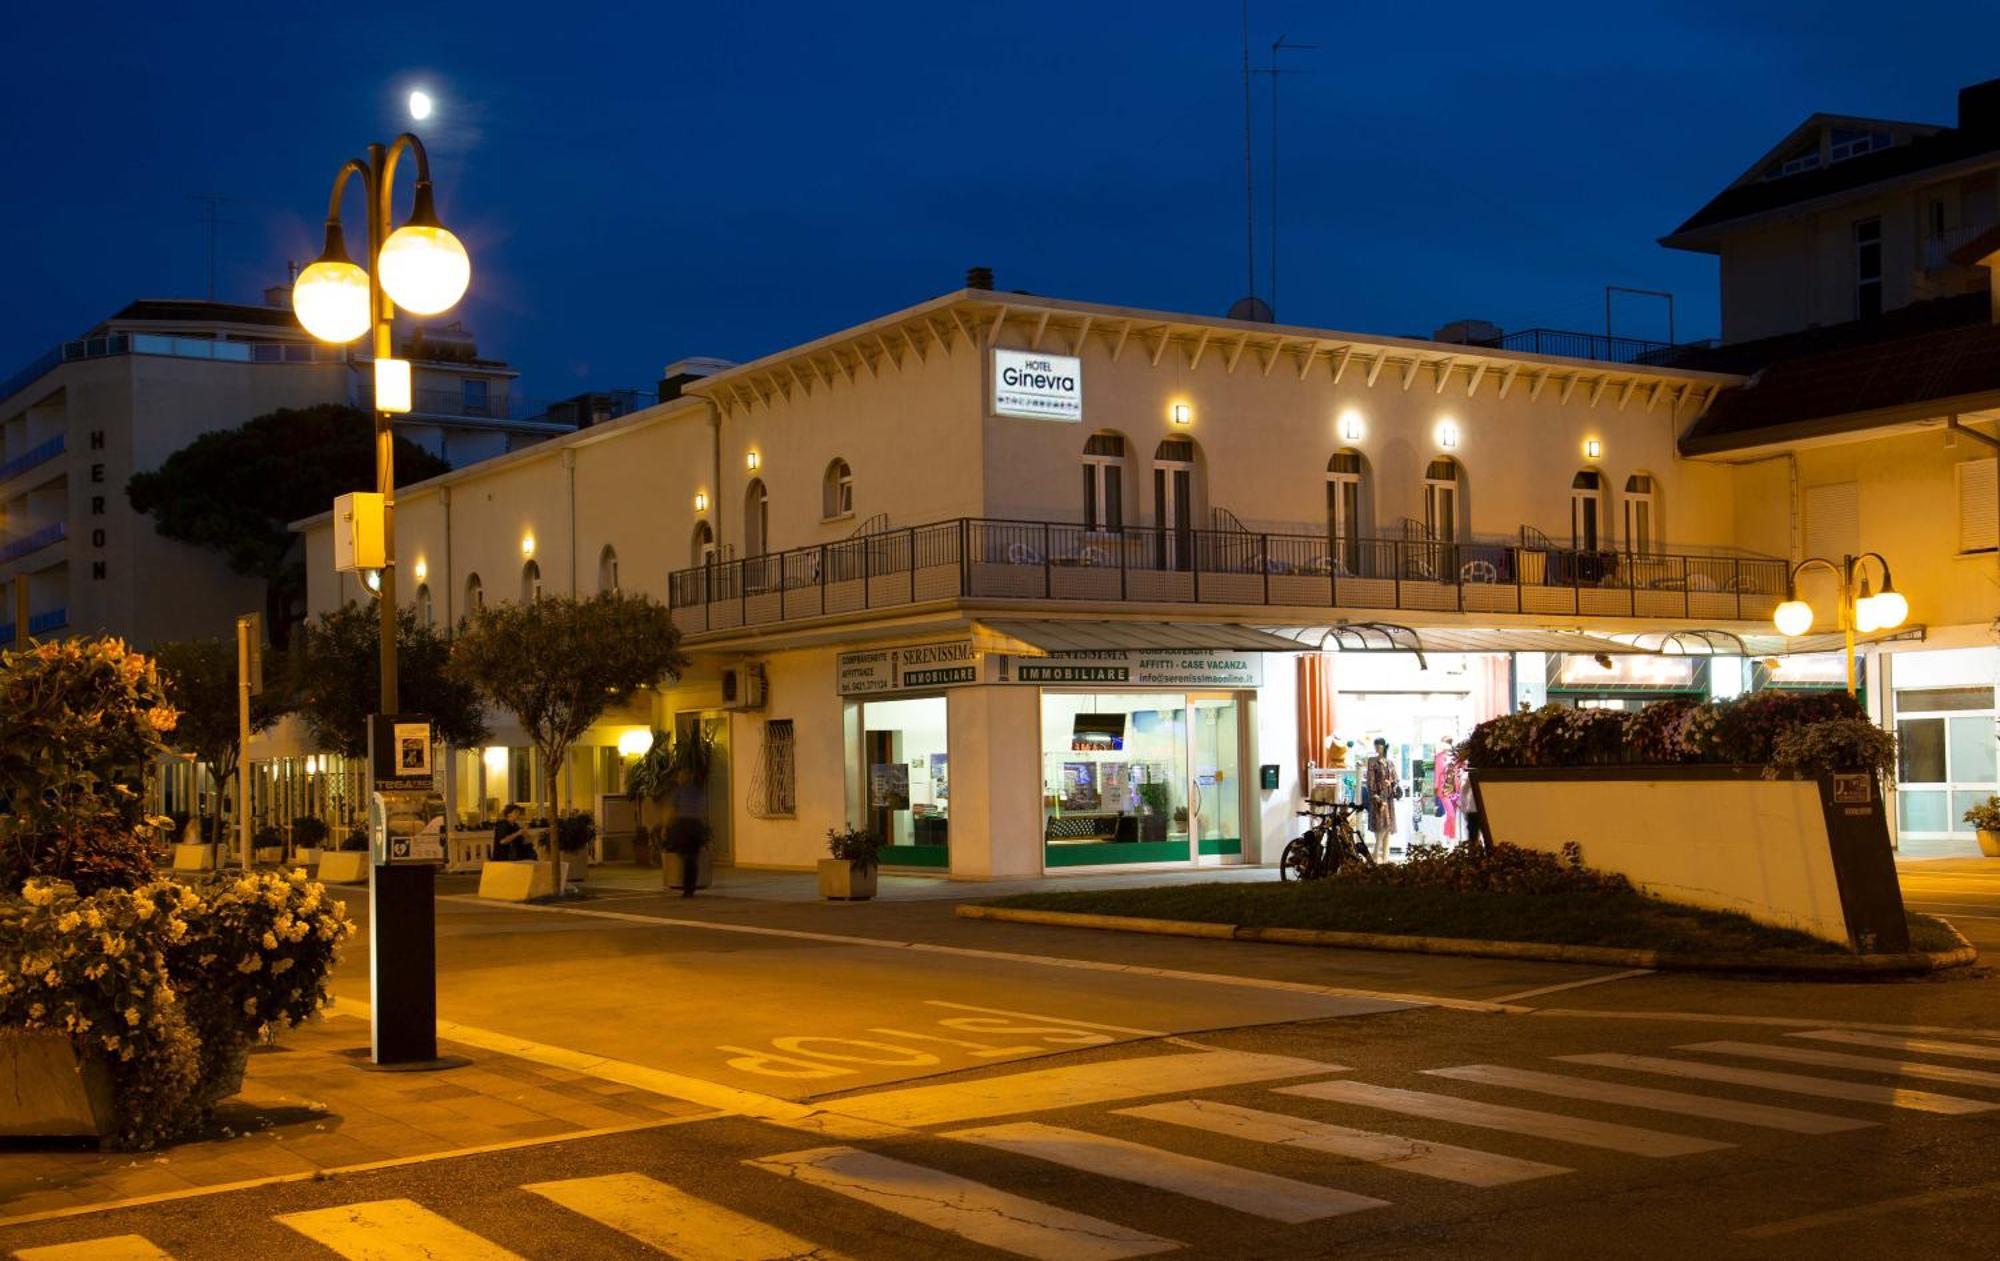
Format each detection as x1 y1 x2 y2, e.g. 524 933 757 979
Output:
0 1013 711 1223
569 861 1284 902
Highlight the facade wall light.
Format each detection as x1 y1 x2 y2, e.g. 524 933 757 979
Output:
412 558 428 582
1584 438 1602 460
746 451 761 471
616 728 655 758
1171 403 1192 426
1340 409 1364 442
521 534 536 559
694 491 709 512
1436 420 1460 449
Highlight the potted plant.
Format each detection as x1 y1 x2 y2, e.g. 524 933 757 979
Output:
291 815 329 865
554 810 597 889
1136 782 1171 842
631 823 656 868
252 824 286 865
1965 796 2000 858
820 826 884 900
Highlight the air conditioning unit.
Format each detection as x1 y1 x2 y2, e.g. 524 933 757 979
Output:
720 663 766 710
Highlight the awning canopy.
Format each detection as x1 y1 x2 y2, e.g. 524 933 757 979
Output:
1266 624 1655 657
974 619 1308 655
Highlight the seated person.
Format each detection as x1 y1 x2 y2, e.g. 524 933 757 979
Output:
492 804 529 861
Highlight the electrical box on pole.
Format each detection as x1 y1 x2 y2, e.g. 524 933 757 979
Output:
334 492 387 572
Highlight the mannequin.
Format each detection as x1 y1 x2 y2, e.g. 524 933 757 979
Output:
1435 741 1461 843
1363 738 1401 862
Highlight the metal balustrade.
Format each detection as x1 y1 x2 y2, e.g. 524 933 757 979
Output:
666 517 1787 636
0 521 65 564
0 434 63 482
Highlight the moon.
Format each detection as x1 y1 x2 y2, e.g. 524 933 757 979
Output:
408 90 434 121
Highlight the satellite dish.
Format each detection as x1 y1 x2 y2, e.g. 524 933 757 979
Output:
1226 295 1274 323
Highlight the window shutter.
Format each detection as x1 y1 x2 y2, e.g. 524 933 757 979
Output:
1959 459 1998 554
1803 482 1859 560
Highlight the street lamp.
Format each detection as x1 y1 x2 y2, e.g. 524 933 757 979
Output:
1772 552 1907 695
293 132 471 713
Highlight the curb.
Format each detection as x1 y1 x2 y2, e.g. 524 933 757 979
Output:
953 905 1980 978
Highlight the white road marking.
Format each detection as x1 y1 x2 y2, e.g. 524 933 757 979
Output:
14 1239 172 1261
944 1121 1388 1223
525 1171 850 1261
822 1049 1343 1128
1119 1099 1568 1186
1422 1064 1873 1134
1738 1176 2000 1238
748 1146 1179 1260
1680 1040 2000 1088
1278 1080 1729 1157
1557 1053 1999 1115
1528 1008 2000 1038
1791 1030 2000 1061
923 1000 1167 1038
275 1199 526 1260
1488 968 1656 1004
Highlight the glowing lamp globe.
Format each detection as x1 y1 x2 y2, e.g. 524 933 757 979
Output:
293 223 370 343
378 181 470 315
617 728 655 759
1773 599 1814 637
1871 588 1908 630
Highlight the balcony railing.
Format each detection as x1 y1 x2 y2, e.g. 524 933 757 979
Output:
0 521 65 565
666 518 1787 637
0 434 63 482
1490 329 1717 367
27 607 66 636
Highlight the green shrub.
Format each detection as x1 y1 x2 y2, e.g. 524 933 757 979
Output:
826 826 886 871
1337 841 1632 896
1766 717 1897 780
291 816 330 849
554 810 597 853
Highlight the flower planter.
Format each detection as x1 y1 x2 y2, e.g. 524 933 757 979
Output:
476 859 558 902
253 845 285 865
1979 828 2000 859
661 847 714 890
295 847 322 867
817 858 877 901
0 1030 117 1140
171 842 219 872
314 850 370 885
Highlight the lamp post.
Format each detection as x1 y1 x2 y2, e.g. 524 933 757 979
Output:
291 133 470 1068
1771 552 1908 696
292 132 471 712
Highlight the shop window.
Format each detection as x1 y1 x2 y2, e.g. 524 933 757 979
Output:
1895 683 1999 843
822 458 853 520
520 559 542 603
1624 474 1658 555
1082 432 1126 531
1326 449 1367 573
464 572 483 613
414 582 433 629
1423 457 1461 542
745 478 769 557
859 696 949 864
598 545 619 593
761 719 796 816
1037 691 1243 867
1570 470 1604 551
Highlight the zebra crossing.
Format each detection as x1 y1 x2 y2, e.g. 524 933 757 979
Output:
19 1025 2000 1260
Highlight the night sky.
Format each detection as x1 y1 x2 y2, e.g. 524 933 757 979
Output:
6 2 1997 408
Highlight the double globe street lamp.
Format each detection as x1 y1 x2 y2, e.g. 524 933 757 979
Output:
1771 552 1908 695
291 132 471 712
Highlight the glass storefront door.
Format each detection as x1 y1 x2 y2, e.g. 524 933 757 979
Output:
1189 695 1243 862
859 696 949 869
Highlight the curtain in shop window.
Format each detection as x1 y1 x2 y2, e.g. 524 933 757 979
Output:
1471 653 1512 724
1297 653 1339 782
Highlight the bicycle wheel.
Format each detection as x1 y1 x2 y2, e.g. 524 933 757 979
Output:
1280 835 1320 882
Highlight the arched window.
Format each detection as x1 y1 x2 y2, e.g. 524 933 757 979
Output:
822 459 853 520
414 582 433 629
1081 432 1126 531
1423 457 1461 542
1153 437 1200 569
1326 450 1368 571
692 520 716 568
464 573 483 613
745 478 769 557
521 559 542 603
1624 474 1658 555
1570 469 1605 551
598 544 620 593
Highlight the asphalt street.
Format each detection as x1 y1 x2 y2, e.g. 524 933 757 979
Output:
2 860 1996 1259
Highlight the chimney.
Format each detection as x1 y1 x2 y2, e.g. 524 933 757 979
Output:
263 283 292 308
1960 78 2000 135
658 356 738 402
966 266 994 291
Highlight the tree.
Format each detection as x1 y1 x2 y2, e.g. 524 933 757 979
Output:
125 404 450 647
290 603 489 758
450 593 685 854
150 639 286 841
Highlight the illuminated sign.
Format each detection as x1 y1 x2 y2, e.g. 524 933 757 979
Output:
993 349 1082 421
1555 654 1696 689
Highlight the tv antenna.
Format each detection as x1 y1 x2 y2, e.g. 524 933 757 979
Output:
1239 1 1256 308
1261 34 1315 320
188 193 239 300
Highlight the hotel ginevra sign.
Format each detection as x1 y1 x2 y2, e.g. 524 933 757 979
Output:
993 349 1082 421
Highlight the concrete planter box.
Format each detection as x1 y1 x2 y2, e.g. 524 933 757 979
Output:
1979 829 2000 859
478 860 559 902
1471 765 1908 951
817 859 878 901
253 845 285 865
314 851 370 884
295 847 322 867
661 847 714 890
170 842 218 872
0 1030 116 1140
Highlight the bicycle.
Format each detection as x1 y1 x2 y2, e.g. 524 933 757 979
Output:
1279 799 1372 881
